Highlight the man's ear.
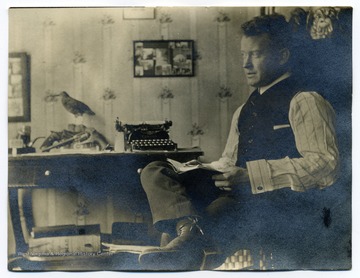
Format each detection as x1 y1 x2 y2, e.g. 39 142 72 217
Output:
279 48 290 65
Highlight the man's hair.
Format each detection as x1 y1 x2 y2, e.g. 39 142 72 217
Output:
241 14 292 50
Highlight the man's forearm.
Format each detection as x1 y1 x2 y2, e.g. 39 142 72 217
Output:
247 92 339 194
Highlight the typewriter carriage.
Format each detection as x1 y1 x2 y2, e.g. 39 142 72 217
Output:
115 119 177 151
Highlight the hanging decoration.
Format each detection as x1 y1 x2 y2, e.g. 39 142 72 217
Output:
215 11 231 23
216 11 231 147
101 14 115 25
217 85 233 100
159 12 173 24
188 123 205 147
102 88 116 101
43 90 58 103
159 86 174 100
159 11 172 40
72 51 86 64
159 86 173 120
100 14 116 140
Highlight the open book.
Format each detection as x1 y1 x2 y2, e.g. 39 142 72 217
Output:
167 158 225 174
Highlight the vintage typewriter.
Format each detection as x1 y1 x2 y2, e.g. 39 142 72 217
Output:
116 120 177 151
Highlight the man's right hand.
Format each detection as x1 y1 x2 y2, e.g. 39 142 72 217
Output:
212 166 249 191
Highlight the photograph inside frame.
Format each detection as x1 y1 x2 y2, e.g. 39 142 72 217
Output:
7 6 352 272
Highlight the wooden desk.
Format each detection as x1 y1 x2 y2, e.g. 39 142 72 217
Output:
8 148 203 189
8 148 203 270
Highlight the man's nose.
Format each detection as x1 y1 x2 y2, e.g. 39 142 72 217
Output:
242 55 252 69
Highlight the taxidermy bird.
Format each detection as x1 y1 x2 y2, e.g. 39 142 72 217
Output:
56 91 95 117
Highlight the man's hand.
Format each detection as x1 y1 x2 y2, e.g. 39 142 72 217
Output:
212 167 249 191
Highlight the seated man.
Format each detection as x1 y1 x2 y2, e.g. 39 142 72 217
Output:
138 14 339 270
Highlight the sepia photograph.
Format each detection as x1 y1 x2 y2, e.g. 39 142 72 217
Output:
6 4 353 274
134 40 195 77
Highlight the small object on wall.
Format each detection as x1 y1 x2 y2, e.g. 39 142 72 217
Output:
159 12 173 24
101 14 115 25
44 90 59 103
159 86 173 120
134 40 195 77
158 12 172 40
188 123 205 136
215 11 231 23
55 91 95 117
159 86 174 100
188 123 205 148
72 51 87 64
102 88 116 101
217 85 232 101
8 52 31 122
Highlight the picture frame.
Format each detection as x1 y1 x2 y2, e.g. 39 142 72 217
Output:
8 52 31 122
133 40 195 77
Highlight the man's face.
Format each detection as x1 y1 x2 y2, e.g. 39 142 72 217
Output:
240 34 284 87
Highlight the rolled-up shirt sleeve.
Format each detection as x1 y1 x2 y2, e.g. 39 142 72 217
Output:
247 92 339 194
209 105 242 171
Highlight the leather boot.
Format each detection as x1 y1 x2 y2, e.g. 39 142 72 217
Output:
139 217 207 270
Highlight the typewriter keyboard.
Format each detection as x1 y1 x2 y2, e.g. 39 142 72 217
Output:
130 139 177 151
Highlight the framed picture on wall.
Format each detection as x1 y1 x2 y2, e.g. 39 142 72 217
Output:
133 40 195 77
8 52 31 122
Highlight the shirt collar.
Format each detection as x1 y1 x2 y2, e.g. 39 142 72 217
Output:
258 72 291 95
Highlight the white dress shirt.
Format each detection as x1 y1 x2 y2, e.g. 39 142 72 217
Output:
210 75 339 194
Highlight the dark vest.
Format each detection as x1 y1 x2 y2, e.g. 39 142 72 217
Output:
234 78 337 254
236 78 303 167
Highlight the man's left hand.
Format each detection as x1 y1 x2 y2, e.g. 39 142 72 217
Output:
212 167 249 191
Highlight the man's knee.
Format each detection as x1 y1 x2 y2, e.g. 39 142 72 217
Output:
140 161 176 189
141 161 171 176
142 160 169 171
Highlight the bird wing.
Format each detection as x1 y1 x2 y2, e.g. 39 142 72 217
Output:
77 101 96 115
62 96 95 116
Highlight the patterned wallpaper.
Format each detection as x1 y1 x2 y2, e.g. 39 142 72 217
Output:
9 7 259 161
8 7 259 231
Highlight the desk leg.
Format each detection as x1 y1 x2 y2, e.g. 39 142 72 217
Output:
8 189 28 255
18 189 34 239
106 195 114 234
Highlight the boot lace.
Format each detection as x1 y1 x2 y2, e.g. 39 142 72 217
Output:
178 217 204 236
